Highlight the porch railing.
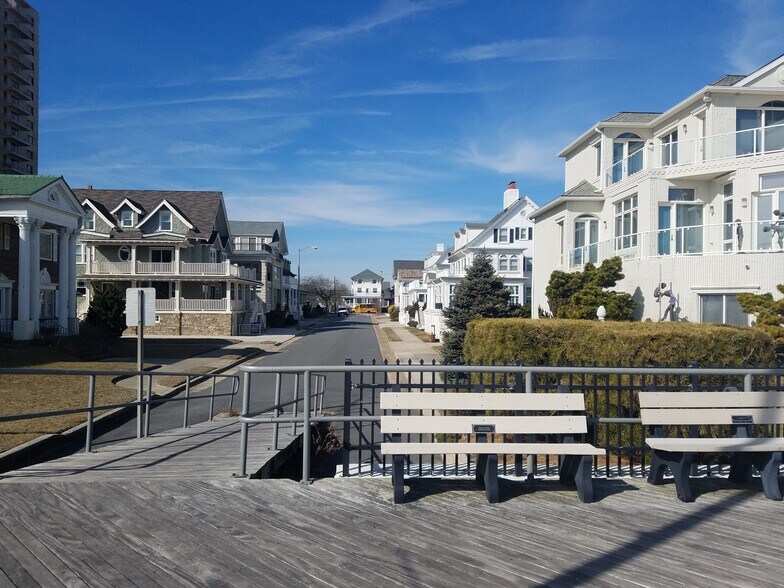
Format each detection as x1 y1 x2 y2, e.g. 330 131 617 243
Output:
87 260 259 280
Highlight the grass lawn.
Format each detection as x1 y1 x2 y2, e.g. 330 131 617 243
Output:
406 326 437 343
0 338 249 454
381 327 402 342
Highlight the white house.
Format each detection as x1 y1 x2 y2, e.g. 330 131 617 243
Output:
347 269 384 310
415 182 538 339
530 55 784 324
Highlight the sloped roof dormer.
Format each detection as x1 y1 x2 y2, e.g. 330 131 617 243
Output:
109 198 144 216
137 199 195 231
81 198 117 233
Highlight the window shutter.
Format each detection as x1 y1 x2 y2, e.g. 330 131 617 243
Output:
509 230 514 243
528 227 533 240
493 229 498 243
515 227 520 240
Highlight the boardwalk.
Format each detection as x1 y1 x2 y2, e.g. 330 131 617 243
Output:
2 418 784 587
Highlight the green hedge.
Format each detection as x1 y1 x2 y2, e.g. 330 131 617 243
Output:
464 318 777 367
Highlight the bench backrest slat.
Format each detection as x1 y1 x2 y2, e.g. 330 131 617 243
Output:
380 392 585 412
638 391 784 409
381 415 588 435
640 407 784 426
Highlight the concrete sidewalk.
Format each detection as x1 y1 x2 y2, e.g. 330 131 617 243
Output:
372 314 441 365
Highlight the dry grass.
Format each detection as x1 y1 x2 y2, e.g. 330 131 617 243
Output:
0 350 145 452
381 328 402 342
406 327 437 343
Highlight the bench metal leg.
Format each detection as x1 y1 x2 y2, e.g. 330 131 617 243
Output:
575 456 595 503
648 450 695 502
729 453 753 485
484 454 499 504
392 455 405 504
758 451 782 501
476 454 488 487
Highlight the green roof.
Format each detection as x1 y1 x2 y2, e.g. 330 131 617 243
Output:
0 175 62 197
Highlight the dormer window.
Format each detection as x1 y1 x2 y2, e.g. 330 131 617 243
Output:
159 211 172 231
85 211 95 231
120 210 134 228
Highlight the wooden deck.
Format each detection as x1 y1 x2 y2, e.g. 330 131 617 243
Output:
1 419 783 587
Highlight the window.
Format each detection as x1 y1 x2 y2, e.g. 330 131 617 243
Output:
658 189 702 254
509 255 519 272
118 246 131 262
661 129 678 166
2 223 10 250
76 279 86 296
248 237 257 251
120 210 134 227
610 133 644 184
737 102 784 155
573 216 599 265
159 211 172 231
498 254 508 272
525 286 532 304
508 285 519 305
524 257 532 272
558 221 564 265
723 183 734 252
150 248 173 263
756 173 784 251
39 290 55 319
497 228 508 243
76 244 85 264
39 231 55 261
84 211 95 231
700 294 748 326
614 195 638 250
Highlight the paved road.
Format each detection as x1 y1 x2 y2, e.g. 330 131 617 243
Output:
92 314 382 448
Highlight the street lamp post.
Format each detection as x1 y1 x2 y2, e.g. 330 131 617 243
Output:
296 245 318 329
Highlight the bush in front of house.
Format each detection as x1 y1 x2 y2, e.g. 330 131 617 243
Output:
463 318 776 367
388 305 399 321
84 284 126 338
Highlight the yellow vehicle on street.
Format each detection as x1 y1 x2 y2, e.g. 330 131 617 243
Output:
352 303 377 314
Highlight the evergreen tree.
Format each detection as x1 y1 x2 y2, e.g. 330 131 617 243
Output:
545 256 636 321
85 284 126 338
737 284 784 358
442 251 511 364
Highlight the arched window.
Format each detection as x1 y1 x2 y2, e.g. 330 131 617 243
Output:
572 215 599 266
509 255 519 272
737 101 784 154
498 254 508 272
611 132 645 183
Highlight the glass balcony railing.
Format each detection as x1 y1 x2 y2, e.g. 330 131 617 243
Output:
568 219 784 269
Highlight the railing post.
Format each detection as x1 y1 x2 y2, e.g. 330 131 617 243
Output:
144 374 153 437
525 370 535 480
85 374 96 453
291 373 300 436
208 376 216 420
343 360 352 477
514 364 524 476
301 370 312 485
238 370 251 477
183 376 191 428
273 372 282 450
744 372 753 392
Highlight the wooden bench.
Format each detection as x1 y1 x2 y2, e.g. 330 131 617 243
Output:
639 390 784 502
380 389 604 504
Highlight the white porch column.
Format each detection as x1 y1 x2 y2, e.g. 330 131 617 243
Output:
57 227 70 331
227 280 231 311
29 219 41 327
174 281 180 311
175 246 181 274
68 230 78 333
14 217 31 322
131 245 137 275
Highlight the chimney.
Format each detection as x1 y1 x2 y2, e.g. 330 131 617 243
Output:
503 181 519 209
87 185 93 190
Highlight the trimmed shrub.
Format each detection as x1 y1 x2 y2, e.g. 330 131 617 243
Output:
84 284 126 338
389 306 400 321
464 318 776 367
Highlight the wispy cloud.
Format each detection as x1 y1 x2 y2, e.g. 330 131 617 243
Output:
445 36 610 63
336 81 507 98
727 0 784 73
460 138 563 180
224 181 475 228
41 89 287 117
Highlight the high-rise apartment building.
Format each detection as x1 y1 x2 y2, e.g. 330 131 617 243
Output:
1 0 38 175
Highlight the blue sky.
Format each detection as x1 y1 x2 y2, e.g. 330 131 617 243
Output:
36 0 783 283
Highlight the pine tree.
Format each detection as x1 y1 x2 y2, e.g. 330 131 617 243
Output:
442 251 511 364
85 284 126 338
737 284 784 358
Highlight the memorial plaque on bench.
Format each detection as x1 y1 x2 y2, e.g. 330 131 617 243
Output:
472 424 496 434
731 415 753 424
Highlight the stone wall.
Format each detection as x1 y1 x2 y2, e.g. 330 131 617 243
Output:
127 312 233 336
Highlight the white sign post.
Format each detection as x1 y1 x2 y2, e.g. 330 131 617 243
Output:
126 288 156 438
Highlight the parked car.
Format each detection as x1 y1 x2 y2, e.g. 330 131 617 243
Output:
337 306 348 316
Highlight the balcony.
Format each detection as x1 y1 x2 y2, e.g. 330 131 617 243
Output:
153 298 245 312
87 260 259 281
604 122 784 187
2 111 33 131
1 44 32 68
1 94 33 116
3 62 34 85
3 16 34 40
3 79 34 101
2 143 32 161
568 219 784 269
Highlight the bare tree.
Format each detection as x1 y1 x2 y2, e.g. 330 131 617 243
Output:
302 275 350 311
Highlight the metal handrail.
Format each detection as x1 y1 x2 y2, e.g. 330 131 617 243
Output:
237 363 784 484
0 368 240 453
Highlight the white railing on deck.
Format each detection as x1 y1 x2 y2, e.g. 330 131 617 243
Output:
87 260 259 280
605 122 784 187
181 261 228 275
92 261 132 274
569 219 784 269
137 261 175 274
181 298 228 311
155 298 176 311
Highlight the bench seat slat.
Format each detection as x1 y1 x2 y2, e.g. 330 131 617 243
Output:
639 391 784 409
380 392 585 411
640 407 784 426
380 442 605 456
646 437 784 452
381 415 587 434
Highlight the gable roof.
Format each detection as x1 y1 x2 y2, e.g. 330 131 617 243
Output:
711 74 746 86
73 189 223 239
110 198 145 215
228 220 288 255
0 174 61 197
393 260 424 276
136 199 195 230
601 112 661 124
529 180 604 220
351 269 384 282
